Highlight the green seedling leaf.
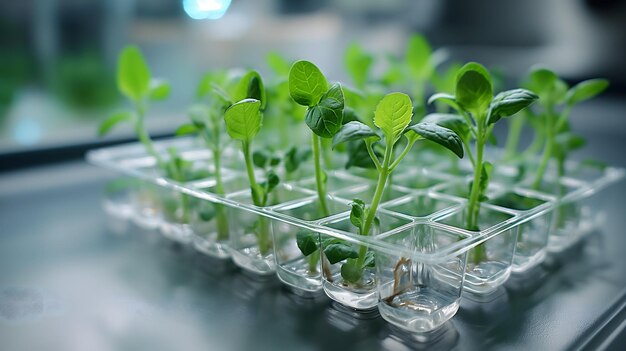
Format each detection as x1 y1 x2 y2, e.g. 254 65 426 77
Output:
581 159 607 170
175 123 200 136
149 79 170 101
421 113 469 140
487 89 538 125
332 121 379 149
289 60 328 106
224 99 262 142
342 107 361 124
260 170 280 195
479 162 493 201
324 243 359 264
98 111 133 137
362 250 375 268
117 45 151 101
555 133 586 154
233 70 266 110
341 260 363 283
345 43 373 88
455 62 493 116
350 198 365 230
253 150 281 169
284 146 312 173
374 92 413 145
427 92 461 111
523 66 568 104
296 231 319 256
198 203 216 222
565 79 609 106
406 34 432 80
305 83 344 138
405 123 464 158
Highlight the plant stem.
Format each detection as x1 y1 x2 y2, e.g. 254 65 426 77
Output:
213 148 229 241
242 141 271 256
356 145 392 268
532 106 555 190
308 248 320 274
134 102 164 167
504 114 524 160
312 133 330 217
467 130 486 264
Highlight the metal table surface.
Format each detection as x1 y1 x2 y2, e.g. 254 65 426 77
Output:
1 99 626 351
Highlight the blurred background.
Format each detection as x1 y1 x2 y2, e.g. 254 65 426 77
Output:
1 0 625 168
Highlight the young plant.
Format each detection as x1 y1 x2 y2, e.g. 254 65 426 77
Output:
288 60 344 217
521 67 609 190
98 45 170 168
175 73 233 240
328 92 464 284
429 62 538 263
224 74 278 255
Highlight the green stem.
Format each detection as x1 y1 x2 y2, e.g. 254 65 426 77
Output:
532 107 555 190
134 102 164 167
213 148 229 241
504 114 525 160
356 144 392 268
242 141 271 256
467 130 486 264
312 133 330 217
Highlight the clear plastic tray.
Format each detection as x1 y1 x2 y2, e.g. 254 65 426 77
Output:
86 136 625 332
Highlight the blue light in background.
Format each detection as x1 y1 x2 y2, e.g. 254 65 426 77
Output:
13 118 41 146
183 0 231 20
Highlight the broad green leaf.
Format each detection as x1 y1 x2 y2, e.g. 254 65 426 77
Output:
344 43 373 88
296 231 319 256
233 70 266 110
350 199 365 230
305 83 344 138
345 140 380 169
421 113 469 139
224 98 262 142
374 92 413 145
341 260 363 283
487 89 538 125
289 60 328 106
342 107 361 124
175 124 199 136
148 79 170 101
406 34 432 80
565 79 609 106
361 251 375 268
523 67 558 96
405 123 464 158
253 150 280 169
117 46 151 101
266 52 291 77
455 62 493 116
332 121 379 149
98 111 133 137
324 243 359 264
427 93 461 112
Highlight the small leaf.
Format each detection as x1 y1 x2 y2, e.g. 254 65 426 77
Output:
350 198 365 230
233 70 266 110
324 243 359 264
117 46 151 101
406 34 432 80
405 123 464 158
344 43 373 88
253 150 270 168
374 92 413 145
421 113 469 139
345 140 380 169
148 79 170 101
98 111 133 137
296 231 319 256
487 89 538 125
261 170 280 195
341 260 363 283
284 146 312 173
427 92 461 111
332 121 379 149
175 124 199 136
565 79 609 106
455 62 493 116
289 60 329 106
555 133 586 153
198 203 216 222
362 250 375 268
305 83 345 138
224 99 262 142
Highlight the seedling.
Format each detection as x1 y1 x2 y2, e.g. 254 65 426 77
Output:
327 92 464 284
224 71 278 255
429 62 538 263
175 72 233 240
98 45 170 168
